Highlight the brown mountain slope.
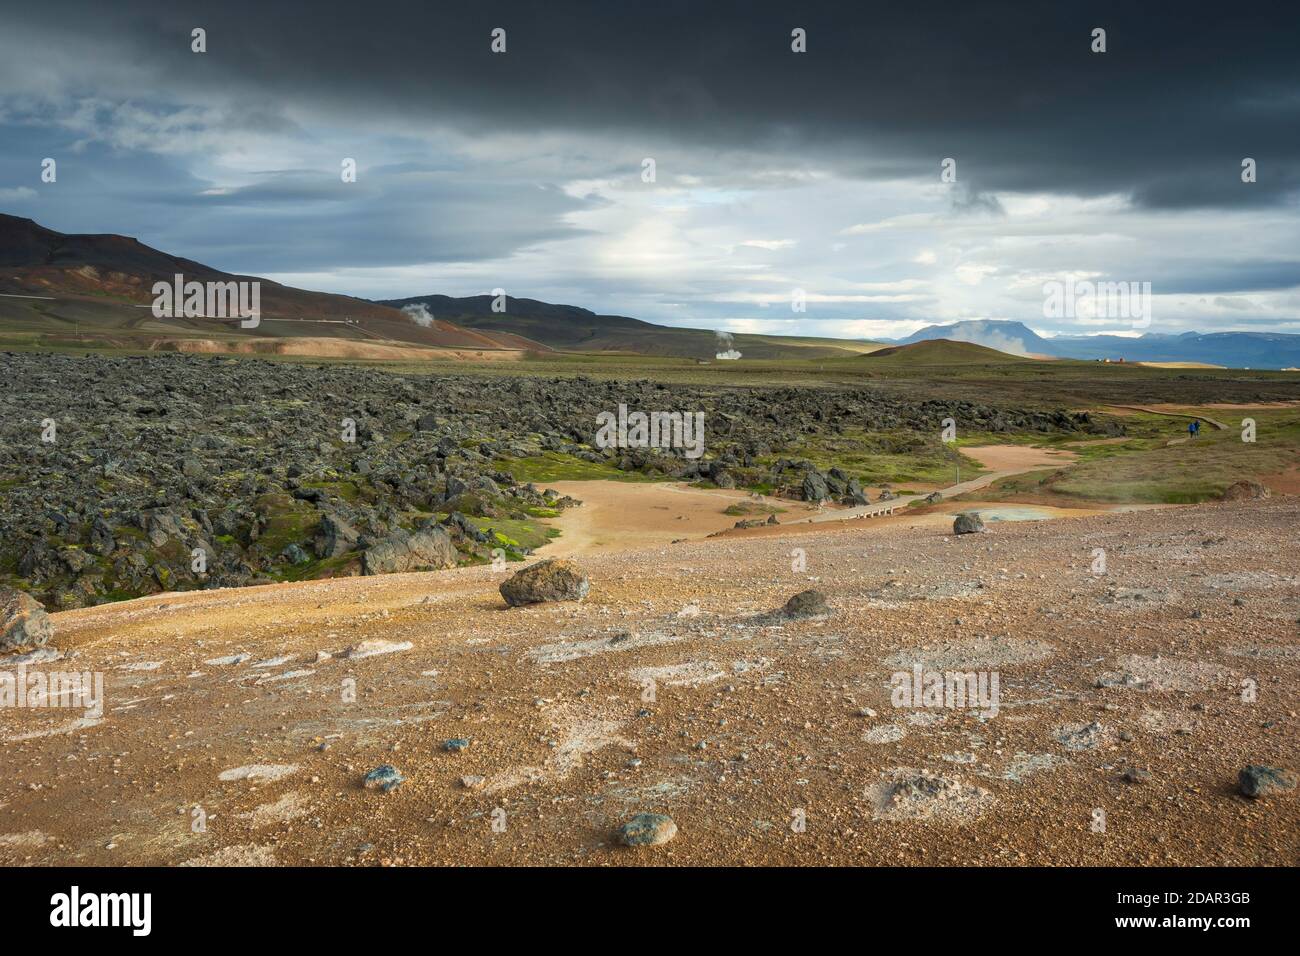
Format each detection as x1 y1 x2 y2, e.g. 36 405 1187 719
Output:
0 214 537 352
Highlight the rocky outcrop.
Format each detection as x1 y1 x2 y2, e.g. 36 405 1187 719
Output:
361 526 457 574
316 513 360 559
1 587 53 654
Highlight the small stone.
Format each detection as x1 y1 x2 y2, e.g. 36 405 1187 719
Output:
443 738 471 753
363 765 404 793
459 775 486 790
1121 767 1151 784
1237 765 1296 799
858 707 877 718
619 813 677 847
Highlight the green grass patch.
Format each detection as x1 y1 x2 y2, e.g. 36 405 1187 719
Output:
271 552 360 583
251 493 320 554
300 479 363 502
722 501 786 516
493 452 664 484
467 515 556 551
770 428 985 486
958 409 1300 504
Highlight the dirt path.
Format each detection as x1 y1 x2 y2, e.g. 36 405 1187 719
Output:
1105 404 1228 430
545 445 1082 553
542 481 762 557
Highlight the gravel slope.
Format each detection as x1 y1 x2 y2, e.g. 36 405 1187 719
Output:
1 498 1296 866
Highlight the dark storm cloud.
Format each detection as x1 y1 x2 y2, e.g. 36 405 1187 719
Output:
3 0 1300 328
0 124 594 272
1148 260 1300 295
7 0 1299 208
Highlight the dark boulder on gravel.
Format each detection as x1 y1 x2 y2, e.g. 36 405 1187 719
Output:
1238 765 1296 798
499 559 590 606
0 587 54 653
774 589 831 621
619 812 677 847
953 512 986 535
363 765 404 793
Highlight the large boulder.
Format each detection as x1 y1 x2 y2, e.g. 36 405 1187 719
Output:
361 527 457 575
1238 765 1296 798
771 589 831 621
1 587 54 654
800 472 830 502
141 509 187 547
953 512 986 535
844 478 870 506
499 559 590 607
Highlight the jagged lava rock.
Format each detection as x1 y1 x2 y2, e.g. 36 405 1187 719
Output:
1238 765 1295 798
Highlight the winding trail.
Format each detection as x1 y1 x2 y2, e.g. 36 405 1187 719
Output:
1104 404 1227 430
543 445 1083 551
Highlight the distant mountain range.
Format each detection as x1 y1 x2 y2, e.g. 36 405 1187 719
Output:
892 320 1300 369
0 214 537 352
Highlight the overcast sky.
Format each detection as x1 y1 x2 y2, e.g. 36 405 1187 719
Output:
2 0 1299 339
